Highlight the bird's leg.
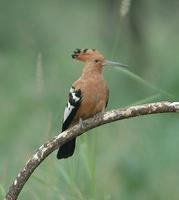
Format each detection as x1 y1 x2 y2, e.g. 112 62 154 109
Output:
97 107 106 120
93 107 106 120
101 107 106 115
98 107 105 117
79 118 85 129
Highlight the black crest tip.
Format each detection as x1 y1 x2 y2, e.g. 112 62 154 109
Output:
72 54 76 59
74 48 81 53
83 48 88 53
72 48 82 59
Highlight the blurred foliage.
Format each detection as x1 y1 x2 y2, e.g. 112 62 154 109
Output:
0 0 179 199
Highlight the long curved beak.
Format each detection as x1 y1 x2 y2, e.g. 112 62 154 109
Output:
104 60 128 69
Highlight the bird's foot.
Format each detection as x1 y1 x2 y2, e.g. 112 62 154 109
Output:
98 107 105 119
79 118 85 129
93 109 105 121
101 107 106 115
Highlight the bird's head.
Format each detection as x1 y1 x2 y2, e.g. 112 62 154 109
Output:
72 48 128 69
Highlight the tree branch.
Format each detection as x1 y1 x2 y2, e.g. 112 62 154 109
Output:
4 101 179 200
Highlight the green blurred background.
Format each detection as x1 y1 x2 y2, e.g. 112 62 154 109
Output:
1 0 179 199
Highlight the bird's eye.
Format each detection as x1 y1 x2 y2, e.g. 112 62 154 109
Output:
94 59 99 63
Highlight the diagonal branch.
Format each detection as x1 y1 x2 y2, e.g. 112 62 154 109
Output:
4 101 179 200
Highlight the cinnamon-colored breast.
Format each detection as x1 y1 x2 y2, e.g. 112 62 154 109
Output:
72 76 109 123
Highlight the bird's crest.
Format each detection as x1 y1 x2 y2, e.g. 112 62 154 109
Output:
72 48 104 62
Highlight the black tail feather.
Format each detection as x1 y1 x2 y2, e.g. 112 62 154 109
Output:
57 138 76 159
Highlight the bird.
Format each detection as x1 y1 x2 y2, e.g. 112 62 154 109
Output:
57 48 127 159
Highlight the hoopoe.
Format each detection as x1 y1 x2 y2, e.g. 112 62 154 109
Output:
57 48 127 159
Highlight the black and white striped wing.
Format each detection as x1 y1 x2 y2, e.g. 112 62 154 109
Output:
62 86 82 132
